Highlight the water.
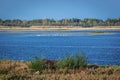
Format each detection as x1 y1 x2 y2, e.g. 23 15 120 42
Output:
0 30 120 65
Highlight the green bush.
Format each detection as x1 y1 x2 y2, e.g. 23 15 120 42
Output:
75 53 87 68
29 57 45 73
56 53 87 69
29 53 87 73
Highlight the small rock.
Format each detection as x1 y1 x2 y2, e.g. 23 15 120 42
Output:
34 71 40 75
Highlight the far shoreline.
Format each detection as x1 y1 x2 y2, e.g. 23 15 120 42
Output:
0 26 120 31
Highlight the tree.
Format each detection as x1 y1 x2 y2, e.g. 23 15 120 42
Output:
0 19 2 25
0 18 120 27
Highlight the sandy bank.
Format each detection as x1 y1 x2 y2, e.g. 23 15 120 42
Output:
0 26 120 31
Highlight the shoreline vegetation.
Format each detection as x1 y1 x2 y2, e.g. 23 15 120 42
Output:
0 54 120 80
1 18 120 31
1 18 120 27
88 31 113 34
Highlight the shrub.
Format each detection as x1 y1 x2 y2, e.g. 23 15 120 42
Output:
56 53 87 69
56 55 75 69
75 53 87 68
29 57 45 73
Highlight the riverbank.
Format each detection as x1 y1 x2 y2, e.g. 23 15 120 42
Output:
0 26 120 31
0 59 120 80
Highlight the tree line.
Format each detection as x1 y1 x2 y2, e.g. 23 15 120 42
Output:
0 18 120 27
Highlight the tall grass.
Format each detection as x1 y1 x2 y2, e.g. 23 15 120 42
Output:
29 57 46 73
75 53 87 68
29 53 87 73
56 53 87 69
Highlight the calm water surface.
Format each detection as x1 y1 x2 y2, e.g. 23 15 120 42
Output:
0 30 120 65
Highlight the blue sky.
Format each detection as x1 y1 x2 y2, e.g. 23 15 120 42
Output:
0 0 120 20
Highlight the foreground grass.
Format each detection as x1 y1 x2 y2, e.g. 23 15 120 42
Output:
0 55 120 80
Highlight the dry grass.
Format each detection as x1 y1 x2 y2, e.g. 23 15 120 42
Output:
0 60 120 80
0 60 31 80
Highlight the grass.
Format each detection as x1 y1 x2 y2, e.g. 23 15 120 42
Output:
56 53 87 69
0 53 120 80
29 53 87 71
29 57 46 73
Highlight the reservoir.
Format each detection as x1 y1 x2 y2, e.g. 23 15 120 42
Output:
0 30 120 65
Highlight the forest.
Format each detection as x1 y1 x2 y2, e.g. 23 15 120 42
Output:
0 18 120 27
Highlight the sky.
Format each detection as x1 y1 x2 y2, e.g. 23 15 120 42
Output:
0 0 120 20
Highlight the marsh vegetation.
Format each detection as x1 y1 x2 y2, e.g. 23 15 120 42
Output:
0 53 120 80
88 31 112 34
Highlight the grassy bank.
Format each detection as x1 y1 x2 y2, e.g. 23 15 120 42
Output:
0 54 120 80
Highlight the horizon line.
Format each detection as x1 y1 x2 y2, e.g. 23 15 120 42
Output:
1 17 120 21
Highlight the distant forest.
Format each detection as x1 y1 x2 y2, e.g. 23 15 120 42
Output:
0 18 120 27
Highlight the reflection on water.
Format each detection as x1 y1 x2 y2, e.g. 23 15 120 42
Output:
0 30 120 65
